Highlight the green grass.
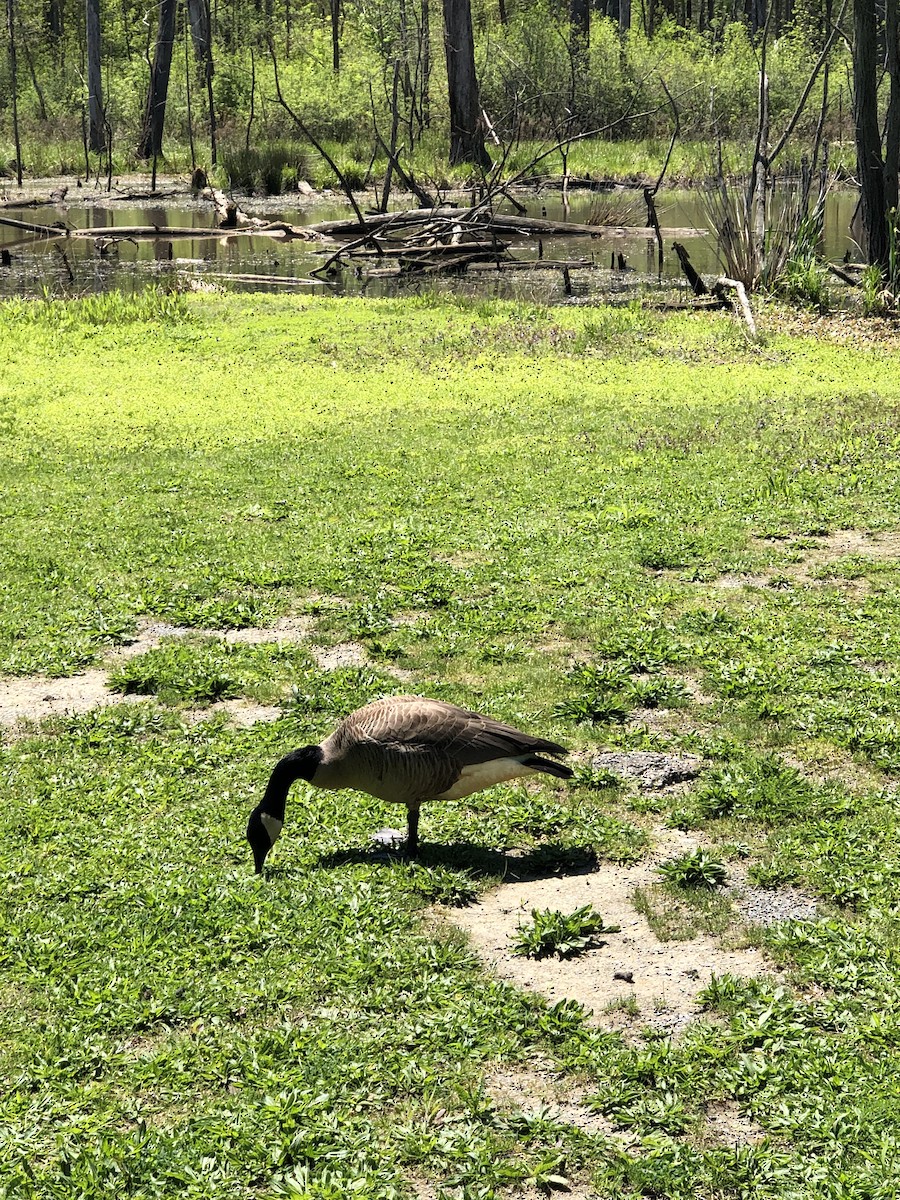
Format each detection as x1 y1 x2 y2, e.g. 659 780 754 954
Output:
5 290 900 1195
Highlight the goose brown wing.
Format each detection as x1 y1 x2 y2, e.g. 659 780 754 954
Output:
317 698 570 803
336 700 566 763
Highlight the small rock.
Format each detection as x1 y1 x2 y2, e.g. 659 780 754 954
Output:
371 828 406 848
592 751 702 790
613 970 634 983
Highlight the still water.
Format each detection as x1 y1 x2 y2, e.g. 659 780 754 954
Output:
0 187 860 302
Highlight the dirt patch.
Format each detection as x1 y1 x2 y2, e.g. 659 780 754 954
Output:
311 642 370 670
112 621 193 659
310 640 417 683
699 530 900 594
728 529 900 591
224 616 315 645
0 617 422 732
780 747 887 794
184 699 283 727
782 529 900 562
485 1059 618 1138
701 1099 766 1148
0 670 142 727
713 572 772 590
445 832 777 1037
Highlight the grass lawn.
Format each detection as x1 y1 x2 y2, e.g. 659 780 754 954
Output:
3 289 900 1197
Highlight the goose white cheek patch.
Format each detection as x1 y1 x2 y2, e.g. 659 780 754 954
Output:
261 814 284 843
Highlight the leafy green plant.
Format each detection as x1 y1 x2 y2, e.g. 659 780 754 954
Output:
407 865 480 907
107 639 242 703
658 850 728 889
554 663 686 724
861 263 892 317
511 906 620 959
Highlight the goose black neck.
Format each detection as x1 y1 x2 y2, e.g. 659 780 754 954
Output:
261 745 323 821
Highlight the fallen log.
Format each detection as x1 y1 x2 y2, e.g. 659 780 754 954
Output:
363 257 601 278
0 213 67 236
468 257 597 271
826 262 859 286
202 272 329 286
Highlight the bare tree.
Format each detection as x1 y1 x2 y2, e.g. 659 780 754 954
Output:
86 0 104 152
6 0 22 185
442 0 491 167
138 0 178 159
187 0 217 163
883 0 900 213
852 0 887 264
330 0 340 70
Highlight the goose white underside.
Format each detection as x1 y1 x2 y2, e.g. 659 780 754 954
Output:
261 813 284 843
434 757 539 802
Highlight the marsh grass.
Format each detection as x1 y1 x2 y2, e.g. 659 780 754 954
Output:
5 292 900 1195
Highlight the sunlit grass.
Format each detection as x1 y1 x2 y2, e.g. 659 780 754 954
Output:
4 290 900 1195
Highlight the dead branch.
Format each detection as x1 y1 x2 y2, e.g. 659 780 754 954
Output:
826 262 860 285
308 207 705 239
715 277 758 336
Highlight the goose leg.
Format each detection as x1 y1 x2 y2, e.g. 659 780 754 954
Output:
406 804 420 858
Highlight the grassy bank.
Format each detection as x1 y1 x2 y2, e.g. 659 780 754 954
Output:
3 291 900 1197
0 132 859 192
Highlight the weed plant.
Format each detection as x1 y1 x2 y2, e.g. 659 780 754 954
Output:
5 292 900 1194
658 850 728 888
512 906 620 959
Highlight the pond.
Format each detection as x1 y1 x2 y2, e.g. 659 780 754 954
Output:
0 182 860 303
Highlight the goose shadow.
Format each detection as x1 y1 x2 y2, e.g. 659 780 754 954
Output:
313 839 600 884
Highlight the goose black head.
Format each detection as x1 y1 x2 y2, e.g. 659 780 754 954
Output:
247 745 323 874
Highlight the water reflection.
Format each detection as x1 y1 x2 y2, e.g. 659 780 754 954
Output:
0 188 859 302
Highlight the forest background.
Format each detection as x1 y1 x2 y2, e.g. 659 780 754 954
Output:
0 0 866 192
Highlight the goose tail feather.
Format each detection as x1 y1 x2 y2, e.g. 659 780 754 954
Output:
522 755 574 780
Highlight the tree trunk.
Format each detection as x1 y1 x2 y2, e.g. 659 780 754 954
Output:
852 0 887 264
45 0 62 39
86 0 104 152
885 0 900 214
442 0 491 168
187 0 217 164
330 0 340 71
570 0 590 40
137 0 178 159
421 0 431 127
619 0 631 32
6 0 22 186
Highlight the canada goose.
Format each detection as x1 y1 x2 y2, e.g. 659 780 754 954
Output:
246 695 573 871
